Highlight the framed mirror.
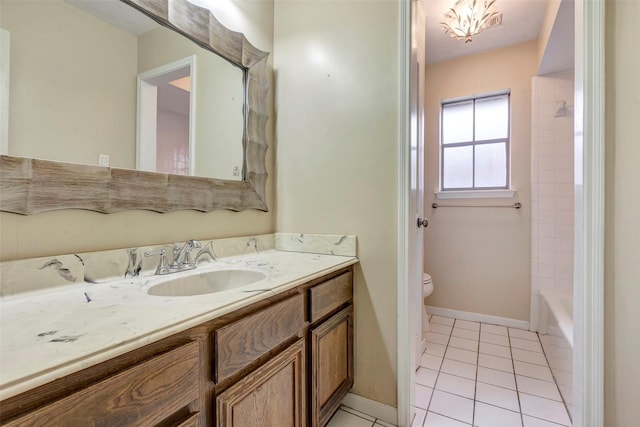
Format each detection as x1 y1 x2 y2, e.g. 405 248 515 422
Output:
0 0 270 214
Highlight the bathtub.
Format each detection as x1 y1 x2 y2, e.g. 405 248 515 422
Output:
538 291 574 418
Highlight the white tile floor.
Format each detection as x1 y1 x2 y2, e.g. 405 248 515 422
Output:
413 315 572 427
326 405 397 427
325 315 572 427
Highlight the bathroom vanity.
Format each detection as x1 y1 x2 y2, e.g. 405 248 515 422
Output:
0 235 357 427
0 0 357 423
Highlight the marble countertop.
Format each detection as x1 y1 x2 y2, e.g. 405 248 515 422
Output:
0 249 358 401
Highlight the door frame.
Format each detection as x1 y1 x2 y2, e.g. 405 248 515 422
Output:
572 0 605 425
396 0 413 425
136 55 196 174
396 0 606 425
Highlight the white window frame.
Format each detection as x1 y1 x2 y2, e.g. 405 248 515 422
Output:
440 91 511 192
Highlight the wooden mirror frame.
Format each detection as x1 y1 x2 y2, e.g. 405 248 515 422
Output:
0 0 269 215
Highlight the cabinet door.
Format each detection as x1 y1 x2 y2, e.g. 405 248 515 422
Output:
310 306 354 427
216 339 306 427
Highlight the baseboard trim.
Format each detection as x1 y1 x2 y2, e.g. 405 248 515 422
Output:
341 393 397 425
425 306 530 330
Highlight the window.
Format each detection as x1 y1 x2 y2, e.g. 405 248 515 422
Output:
440 92 510 191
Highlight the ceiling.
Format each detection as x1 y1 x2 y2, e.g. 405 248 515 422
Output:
64 0 158 36
424 0 548 64
65 0 568 71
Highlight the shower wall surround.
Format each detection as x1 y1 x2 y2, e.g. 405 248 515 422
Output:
530 70 575 329
0 233 356 297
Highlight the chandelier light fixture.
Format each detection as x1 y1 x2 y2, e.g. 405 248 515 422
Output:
440 0 501 43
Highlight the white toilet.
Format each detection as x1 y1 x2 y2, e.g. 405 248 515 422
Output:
422 273 434 333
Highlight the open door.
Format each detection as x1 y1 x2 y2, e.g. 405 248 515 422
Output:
137 55 196 175
399 1 426 425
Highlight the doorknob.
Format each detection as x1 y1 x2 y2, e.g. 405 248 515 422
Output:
417 218 429 228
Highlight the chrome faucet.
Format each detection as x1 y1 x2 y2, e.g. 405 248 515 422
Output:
144 248 171 275
170 240 201 270
145 240 201 275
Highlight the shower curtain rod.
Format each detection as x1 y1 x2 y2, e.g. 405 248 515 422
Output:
431 202 522 209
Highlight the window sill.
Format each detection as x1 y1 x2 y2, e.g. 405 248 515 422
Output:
435 189 517 199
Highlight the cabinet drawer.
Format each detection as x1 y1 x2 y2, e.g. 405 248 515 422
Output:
4 341 200 427
215 294 304 383
309 271 353 323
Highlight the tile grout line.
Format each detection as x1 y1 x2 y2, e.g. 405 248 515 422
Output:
424 320 453 423
422 316 457 425
339 406 379 424
523 412 571 426
507 328 526 427
427 342 559 384
535 330 573 426
535 332 573 425
471 319 479 427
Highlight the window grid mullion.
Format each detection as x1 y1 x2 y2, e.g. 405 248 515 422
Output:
443 138 507 148
440 92 510 191
472 98 476 189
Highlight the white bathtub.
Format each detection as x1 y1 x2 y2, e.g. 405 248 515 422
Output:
538 291 574 418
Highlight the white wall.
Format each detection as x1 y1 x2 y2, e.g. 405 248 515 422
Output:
537 0 562 68
424 41 537 321
1 0 137 168
274 0 400 407
530 70 574 329
604 1 640 425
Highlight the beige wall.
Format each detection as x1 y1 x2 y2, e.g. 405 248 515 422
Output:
604 1 640 425
1 0 137 168
273 0 400 407
424 41 537 321
0 1 275 261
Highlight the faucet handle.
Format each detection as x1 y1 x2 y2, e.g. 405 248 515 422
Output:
144 249 170 275
169 242 181 269
181 240 201 268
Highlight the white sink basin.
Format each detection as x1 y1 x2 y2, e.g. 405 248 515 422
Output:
147 269 267 297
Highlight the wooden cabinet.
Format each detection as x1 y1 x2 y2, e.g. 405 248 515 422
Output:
3 341 201 427
309 271 353 323
216 339 306 427
309 307 354 427
215 294 305 384
0 266 354 427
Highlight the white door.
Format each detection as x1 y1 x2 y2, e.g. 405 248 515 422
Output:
408 0 427 423
137 56 195 174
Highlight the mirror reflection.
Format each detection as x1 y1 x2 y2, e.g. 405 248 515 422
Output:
1 0 245 180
